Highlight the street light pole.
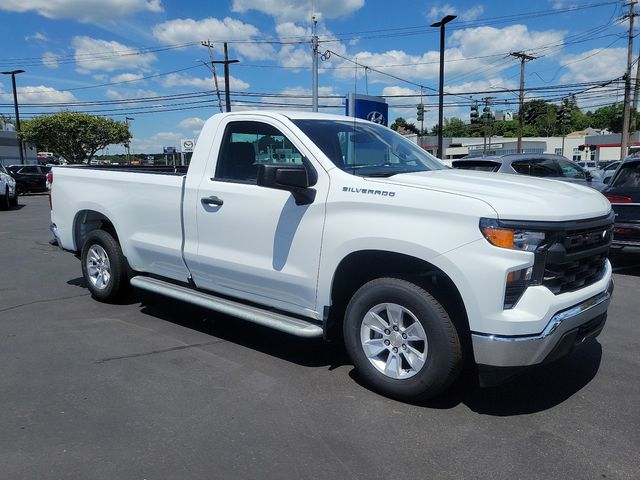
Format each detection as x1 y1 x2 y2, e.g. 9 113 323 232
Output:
431 15 456 160
1 69 26 164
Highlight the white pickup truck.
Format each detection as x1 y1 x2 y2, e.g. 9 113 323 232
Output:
50 111 614 401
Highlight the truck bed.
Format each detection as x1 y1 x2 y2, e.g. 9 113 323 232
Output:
51 164 191 281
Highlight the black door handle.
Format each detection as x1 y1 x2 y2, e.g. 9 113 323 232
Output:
201 195 224 206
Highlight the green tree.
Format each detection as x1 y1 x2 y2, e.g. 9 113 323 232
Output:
442 117 470 137
586 103 623 132
390 117 407 131
19 112 131 164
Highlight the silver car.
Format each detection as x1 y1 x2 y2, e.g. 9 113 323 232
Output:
0 163 18 210
452 154 606 191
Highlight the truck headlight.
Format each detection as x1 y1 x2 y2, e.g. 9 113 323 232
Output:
480 218 546 308
479 218 545 252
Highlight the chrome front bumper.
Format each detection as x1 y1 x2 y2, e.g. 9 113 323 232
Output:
471 281 613 367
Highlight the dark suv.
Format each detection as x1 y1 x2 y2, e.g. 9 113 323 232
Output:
452 153 605 190
7 165 51 195
603 156 640 248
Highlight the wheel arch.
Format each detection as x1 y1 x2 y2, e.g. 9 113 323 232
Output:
73 209 121 252
327 250 472 358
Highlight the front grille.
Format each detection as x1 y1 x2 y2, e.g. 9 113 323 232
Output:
541 224 612 295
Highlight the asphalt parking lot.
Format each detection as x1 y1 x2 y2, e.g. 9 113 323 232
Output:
1 195 639 480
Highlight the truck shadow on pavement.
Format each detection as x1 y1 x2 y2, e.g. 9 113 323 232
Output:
136 290 602 415
610 250 640 276
423 341 603 415
137 291 348 369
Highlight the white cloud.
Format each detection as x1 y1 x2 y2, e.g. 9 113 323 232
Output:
161 73 250 90
72 36 157 73
132 131 183 153
1 0 162 23
0 85 77 104
152 17 275 60
25 32 47 41
42 52 60 69
111 72 144 83
105 88 157 100
428 4 484 22
179 117 206 129
560 47 626 83
448 25 564 58
232 0 364 22
550 0 577 9
276 21 348 71
333 25 565 84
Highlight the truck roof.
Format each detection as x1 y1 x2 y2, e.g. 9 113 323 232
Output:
210 110 373 123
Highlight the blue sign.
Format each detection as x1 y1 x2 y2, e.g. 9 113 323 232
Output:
345 93 389 126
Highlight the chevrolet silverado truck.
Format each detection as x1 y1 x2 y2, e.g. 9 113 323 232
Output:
49 111 614 401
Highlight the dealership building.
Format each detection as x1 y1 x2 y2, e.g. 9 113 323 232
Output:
411 128 640 162
0 122 37 167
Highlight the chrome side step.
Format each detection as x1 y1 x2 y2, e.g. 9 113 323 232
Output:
130 276 323 338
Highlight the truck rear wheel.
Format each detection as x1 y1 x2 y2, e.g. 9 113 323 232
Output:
343 277 462 402
81 230 128 302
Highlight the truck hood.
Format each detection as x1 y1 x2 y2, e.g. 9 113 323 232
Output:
371 169 612 221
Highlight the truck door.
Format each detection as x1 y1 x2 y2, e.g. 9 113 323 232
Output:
185 118 328 317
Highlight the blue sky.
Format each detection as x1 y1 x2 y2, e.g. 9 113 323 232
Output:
0 0 631 153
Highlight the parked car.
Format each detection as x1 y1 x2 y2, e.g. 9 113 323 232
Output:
0 163 18 210
452 154 606 190
603 157 640 248
601 161 621 185
49 111 614 401
7 164 52 195
576 161 603 179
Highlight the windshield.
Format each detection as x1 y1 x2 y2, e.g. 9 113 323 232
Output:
293 119 444 177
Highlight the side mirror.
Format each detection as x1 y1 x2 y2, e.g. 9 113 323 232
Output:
585 170 593 181
257 163 316 205
603 176 611 184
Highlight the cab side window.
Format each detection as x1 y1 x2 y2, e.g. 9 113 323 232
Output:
215 121 303 184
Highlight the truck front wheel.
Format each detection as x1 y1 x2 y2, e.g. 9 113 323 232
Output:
343 277 462 402
81 230 128 302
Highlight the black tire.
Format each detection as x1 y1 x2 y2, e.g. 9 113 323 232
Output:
81 230 128 302
15 183 26 196
0 188 9 211
9 189 18 207
343 277 462 402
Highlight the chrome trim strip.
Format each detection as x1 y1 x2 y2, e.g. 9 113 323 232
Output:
474 289 611 343
471 280 612 367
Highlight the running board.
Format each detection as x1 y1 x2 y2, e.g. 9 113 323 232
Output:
130 276 323 338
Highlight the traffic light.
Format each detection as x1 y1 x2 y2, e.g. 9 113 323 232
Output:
556 102 571 129
525 108 538 124
417 103 424 122
470 102 479 124
481 105 493 124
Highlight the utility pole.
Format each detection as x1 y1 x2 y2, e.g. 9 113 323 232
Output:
311 14 319 112
1 69 25 164
511 52 536 154
621 0 637 159
205 42 239 113
125 117 134 164
201 41 224 113
631 33 640 134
